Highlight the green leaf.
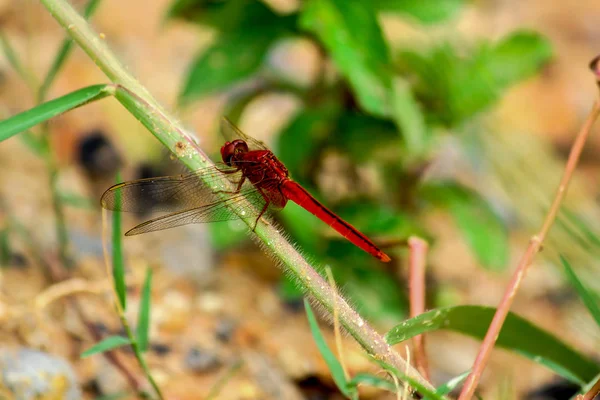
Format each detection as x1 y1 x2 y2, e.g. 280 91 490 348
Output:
391 77 428 156
373 0 466 24
346 373 396 392
333 113 398 163
180 28 278 102
59 192 95 209
486 31 553 89
111 172 127 311
0 31 37 87
178 1 292 103
385 305 600 384
137 268 153 353
430 370 471 398
81 335 131 358
275 107 337 178
166 0 250 29
561 256 600 328
39 0 103 101
421 181 508 271
304 299 356 399
398 32 551 126
372 359 444 400
0 227 10 266
0 84 111 143
300 0 393 116
19 130 47 157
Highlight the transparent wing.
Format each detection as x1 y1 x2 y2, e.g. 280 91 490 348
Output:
220 117 269 151
101 164 248 214
124 188 277 235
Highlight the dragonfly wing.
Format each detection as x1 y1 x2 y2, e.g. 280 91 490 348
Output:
124 188 272 235
101 165 244 214
220 117 269 151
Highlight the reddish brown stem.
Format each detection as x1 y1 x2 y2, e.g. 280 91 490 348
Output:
582 377 600 400
408 236 430 381
458 62 600 400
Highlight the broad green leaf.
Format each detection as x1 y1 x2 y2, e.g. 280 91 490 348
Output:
179 1 292 103
398 32 551 126
385 305 600 384
81 335 131 358
421 181 508 271
304 299 356 399
346 373 396 392
561 256 600 328
166 0 255 30
390 77 427 155
300 0 393 117
0 85 110 142
276 107 338 178
39 0 103 101
180 28 280 102
374 0 466 24
137 268 153 353
333 113 398 163
111 172 127 311
486 31 553 88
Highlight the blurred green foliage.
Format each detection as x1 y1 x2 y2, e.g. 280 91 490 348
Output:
167 0 553 321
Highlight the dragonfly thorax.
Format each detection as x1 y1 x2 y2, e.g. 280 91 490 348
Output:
220 139 249 167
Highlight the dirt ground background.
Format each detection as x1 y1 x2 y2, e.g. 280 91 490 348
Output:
1 0 600 399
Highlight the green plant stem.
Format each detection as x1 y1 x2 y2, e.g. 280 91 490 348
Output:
119 313 164 399
38 0 432 390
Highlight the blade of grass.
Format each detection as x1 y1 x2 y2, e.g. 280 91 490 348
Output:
374 359 445 400
561 255 600 328
111 172 127 311
430 370 471 398
0 84 111 142
304 299 356 399
0 31 38 90
136 267 152 353
347 373 397 392
38 0 103 102
81 335 131 358
385 305 599 384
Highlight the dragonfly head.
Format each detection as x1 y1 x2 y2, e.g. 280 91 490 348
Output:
220 139 249 167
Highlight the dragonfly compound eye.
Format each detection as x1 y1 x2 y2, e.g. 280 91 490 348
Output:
220 142 236 166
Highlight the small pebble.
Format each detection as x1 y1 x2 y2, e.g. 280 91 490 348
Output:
0 348 81 400
184 347 221 373
215 318 236 343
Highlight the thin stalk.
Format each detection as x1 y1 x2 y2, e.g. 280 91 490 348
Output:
38 0 431 390
408 237 429 381
458 65 600 400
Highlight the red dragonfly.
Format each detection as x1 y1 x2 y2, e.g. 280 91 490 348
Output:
101 118 391 262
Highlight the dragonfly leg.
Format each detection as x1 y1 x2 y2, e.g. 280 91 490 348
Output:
213 176 246 196
252 187 271 232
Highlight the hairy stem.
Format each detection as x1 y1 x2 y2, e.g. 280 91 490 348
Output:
38 0 431 390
